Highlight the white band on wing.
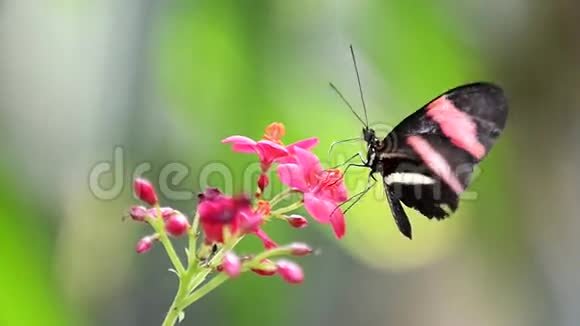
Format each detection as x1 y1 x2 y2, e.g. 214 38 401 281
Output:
384 172 436 185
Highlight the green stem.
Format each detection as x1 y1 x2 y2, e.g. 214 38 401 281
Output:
160 274 190 326
187 213 200 267
158 232 186 275
180 273 229 309
160 236 241 325
158 209 253 324
151 206 186 275
269 188 296 208
160 231 204 326
248 246 292 264
187 269 209 290
270 200 303 216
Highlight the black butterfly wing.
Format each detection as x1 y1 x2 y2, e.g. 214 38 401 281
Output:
387 82 508 162
380 82 508 237
385 183 413 239
384 134 470 217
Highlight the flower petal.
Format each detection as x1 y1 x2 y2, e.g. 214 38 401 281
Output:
238 209 264 233
276 163 309 192
201 222 225 244
303 192 335 223
329 209 346 239
222 136 258 153
254 228 278 249
256 140 289 159
275 155 298 164
304 193 346 238
288 137 319 151
320 182 348 203
293 147 322 182
334 182 349 202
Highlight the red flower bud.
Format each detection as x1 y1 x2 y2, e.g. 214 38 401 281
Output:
250 259 277 276
288 242 313 256
251 268 277 276
276 259 304 284
286 214 308 228
129 206 147 222
136 236 155 253
222 252 241 278
257 173 269 192
165 212 190 237
133 178 158 205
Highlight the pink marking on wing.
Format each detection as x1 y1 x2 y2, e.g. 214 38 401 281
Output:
426 96 486 160
406 135 464 194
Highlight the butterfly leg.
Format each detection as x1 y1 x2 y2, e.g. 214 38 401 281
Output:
341 163 368 178
334 172 377 216
332 152 366 169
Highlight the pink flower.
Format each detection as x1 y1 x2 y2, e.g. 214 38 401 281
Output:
136 236 155 253
222 136 288 172
239 204 278 249
286 214 309 228
276 147 348 238
222 252 242 278
164 212 190 237
288 242 313 256
129 206 147 222
276 260 304 284
197 188 274 248
133 178 158 206
197 188 249 244
222 122 318 172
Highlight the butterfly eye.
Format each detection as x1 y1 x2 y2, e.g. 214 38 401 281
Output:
362 128 375 144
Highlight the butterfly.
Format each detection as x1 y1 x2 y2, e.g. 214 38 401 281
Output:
331 46 509 239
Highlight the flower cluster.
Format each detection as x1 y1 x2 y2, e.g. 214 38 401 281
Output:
223 122 347 238
126 122 348 326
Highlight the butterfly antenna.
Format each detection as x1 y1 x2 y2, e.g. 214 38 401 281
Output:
329 82 366 126
328 137 362 156
349 45 369 127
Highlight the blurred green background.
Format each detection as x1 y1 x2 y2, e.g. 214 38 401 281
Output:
1 0 579 325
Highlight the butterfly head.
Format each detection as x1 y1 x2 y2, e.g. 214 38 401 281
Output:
362 126 376 143
363 127 381 169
